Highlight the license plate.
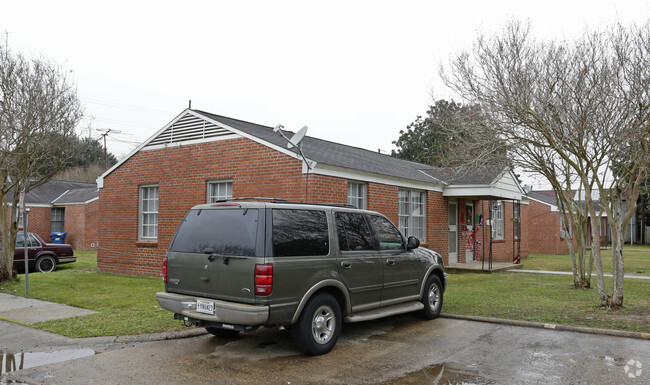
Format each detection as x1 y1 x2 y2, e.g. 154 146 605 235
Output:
196 299 215 315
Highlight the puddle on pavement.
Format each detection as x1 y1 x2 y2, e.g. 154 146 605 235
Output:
381 362 494 385
0 348 95 376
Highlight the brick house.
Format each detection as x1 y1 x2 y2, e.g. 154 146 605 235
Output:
527 190 609 254
12 180 99 250
96 109 528 276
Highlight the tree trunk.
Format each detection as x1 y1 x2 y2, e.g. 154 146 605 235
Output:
585 192 608 305
0 193 17 283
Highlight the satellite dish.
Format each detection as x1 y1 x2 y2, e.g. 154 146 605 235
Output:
287 126 308 149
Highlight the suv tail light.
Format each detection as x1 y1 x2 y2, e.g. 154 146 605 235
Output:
162 257 168 283
255 264 273 295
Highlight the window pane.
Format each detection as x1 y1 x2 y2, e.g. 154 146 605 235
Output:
140 186 159 240
273 209 329 257
347 182 366 209
336 212 375 251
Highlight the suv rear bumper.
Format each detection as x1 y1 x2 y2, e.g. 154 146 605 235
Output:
156 292 269 325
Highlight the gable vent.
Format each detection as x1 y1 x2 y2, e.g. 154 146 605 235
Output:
144 114 236 148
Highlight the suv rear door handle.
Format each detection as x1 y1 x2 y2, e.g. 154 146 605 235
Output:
340 261 352 269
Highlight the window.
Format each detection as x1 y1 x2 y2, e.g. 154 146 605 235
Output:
491 201 504 239
171 208 259 256
208 180 233 203
16 233 40 248
398 190 426 241
369 215 405 250
559 213 572 239
336 212 375 251
347 182 367 209
139 185 159 240
51 207 65 232
272 209 329 257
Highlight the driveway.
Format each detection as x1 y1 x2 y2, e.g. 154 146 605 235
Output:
2 315 647 384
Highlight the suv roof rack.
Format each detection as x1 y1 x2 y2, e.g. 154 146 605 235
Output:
271 201 358 209
213 198 358 209
212 197 288 203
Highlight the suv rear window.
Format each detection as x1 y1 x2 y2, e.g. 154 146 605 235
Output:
170 208 259 256
272 209 329 257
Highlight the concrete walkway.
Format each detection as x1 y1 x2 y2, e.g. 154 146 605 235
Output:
508 269 650 280
0 293 98 324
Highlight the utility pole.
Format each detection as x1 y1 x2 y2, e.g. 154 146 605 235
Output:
96 128 121 170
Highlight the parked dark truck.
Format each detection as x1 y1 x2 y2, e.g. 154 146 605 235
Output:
156 200 447 355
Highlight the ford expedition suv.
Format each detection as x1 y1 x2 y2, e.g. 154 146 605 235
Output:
156 200 446 355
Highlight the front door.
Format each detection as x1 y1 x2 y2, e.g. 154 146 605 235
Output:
448 201 458 264
465 203 474 262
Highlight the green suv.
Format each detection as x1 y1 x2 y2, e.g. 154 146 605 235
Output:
156 200 446 355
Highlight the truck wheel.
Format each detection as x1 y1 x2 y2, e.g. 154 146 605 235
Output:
205 327 240 337
418 275 443 320
35 255 57 273
290 292 341 356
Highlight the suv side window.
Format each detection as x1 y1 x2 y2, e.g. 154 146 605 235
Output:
369 215 405 250
272 209 329 257
336 212 375 251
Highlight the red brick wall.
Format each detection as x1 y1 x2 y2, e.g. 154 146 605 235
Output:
527 200 572 254
62 200 99 250
425 191 448 263
26 206 51 242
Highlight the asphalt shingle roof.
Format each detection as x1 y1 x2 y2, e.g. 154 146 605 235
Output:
12 180 98 205
193 110 445 185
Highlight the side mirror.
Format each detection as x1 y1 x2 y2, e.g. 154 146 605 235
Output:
407 236 420 251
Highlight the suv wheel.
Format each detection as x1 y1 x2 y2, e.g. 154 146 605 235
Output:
291 293 341 356
205 327 240 337
35 255 57 273
418 275 443 319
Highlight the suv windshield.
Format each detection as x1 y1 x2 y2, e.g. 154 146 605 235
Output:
170 208 259 256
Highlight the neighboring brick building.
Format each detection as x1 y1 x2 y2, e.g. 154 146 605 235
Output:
12 180 99 250
527 190 609 254
96 109 528 276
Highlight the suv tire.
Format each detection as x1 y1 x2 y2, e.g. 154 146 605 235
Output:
291 293 341 356
205 327 240 337
418 275 443 320
35 255 57 273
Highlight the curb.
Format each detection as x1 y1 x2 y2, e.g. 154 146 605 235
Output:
441 313 650 340
113 327 209 343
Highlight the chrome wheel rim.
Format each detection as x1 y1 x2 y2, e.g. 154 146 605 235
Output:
311 305 335 345
39 258 55 272
428 283 440 311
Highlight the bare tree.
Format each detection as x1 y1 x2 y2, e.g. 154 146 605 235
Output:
0 34 83 283
440 21 649 307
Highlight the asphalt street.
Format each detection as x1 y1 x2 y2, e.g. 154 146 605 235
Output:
1 313 648 384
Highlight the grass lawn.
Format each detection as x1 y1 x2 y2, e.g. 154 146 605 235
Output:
0 250 185 337
522 245 650 276
0 249 648 337
444 271 650 333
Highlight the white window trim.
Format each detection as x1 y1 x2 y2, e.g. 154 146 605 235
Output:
51 207 65 233
398 189 426 241
207 179 233 203
139 184 159 241
347 181 367 210
491 201 504 240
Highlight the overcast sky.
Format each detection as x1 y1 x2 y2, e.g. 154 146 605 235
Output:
2 1 649 187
